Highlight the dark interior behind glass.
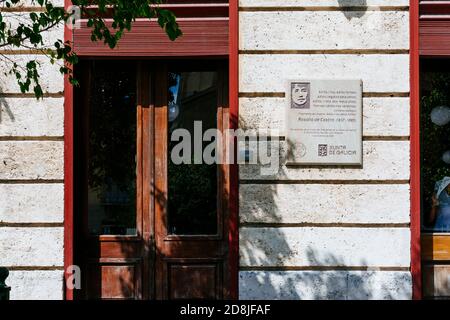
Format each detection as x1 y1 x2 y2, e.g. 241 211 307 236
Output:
87 61 137 235
420 59 450 233
167 71 219 235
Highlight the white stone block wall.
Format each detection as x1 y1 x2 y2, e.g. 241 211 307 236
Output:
0 1 65 300
238 0 412 299
240 97 410 136
0 0 414 300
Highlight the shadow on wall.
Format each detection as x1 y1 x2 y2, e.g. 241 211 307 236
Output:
239 246 412 300
237 132 411 300
337 0 368 20
0 87 15 125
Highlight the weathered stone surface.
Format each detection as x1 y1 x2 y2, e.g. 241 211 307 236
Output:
240 183 410 224
0 184 63 223
239 54 409 93
0 55 64 93
240 11 409 50
0 227 63 266
239 271 412 300
240 227 410 267
8 270 63 300
239 97 410 137
363 97 410 136
0 97 64 137
239 0 409 6
0 141 63 179
240 140 410 180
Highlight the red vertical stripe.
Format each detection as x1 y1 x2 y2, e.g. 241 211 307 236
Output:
410 0 422 300
64 0 74 301
228 0 239 300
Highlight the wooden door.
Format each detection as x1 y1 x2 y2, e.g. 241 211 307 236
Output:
75 60 152 299
75 59 231 299
153 61 231 299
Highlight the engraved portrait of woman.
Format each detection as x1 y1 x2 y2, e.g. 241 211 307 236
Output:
291 82 310 109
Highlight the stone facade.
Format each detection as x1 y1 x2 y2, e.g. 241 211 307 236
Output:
0 1 65 300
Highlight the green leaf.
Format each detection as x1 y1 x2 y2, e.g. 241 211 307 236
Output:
1 0 181 98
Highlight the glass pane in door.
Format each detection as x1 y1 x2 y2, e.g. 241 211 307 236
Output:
421 63 450 233
420 59 450 300
87 62 137 235
167 71 219 235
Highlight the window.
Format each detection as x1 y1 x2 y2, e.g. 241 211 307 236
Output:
420 59 450 234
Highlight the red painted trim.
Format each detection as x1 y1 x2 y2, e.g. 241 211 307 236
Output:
228 0 239 300
410 0 422 300
66 1 237 299
157 4 229 17
64 0 74 301
420 1 450 16
419 19 450 56
419 0 450 56
73 18 229 57
81 4 229 18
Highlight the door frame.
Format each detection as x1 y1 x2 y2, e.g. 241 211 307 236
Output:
63 0 239 300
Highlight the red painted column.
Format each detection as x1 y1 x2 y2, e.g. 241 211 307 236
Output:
64 0 74 301
410 0 422 300
228 0 239 300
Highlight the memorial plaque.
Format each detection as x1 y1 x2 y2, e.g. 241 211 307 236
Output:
286 80 362 165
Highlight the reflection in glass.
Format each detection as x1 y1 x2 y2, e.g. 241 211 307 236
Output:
167 71 219 235
87 62 137 235
430 178 450 232
421 69 450 232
